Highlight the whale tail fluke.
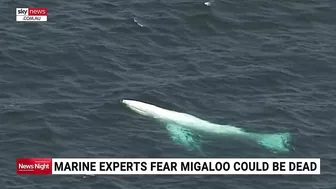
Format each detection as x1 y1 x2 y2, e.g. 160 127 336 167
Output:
250 132 291 153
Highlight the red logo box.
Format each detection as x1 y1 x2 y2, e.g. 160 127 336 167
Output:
16 158 52 175
28 8 48 16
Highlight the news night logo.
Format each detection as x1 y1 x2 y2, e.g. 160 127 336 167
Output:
16 8 48 22
16 158 52 174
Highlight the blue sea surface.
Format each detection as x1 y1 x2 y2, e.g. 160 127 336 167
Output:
0 0 335 188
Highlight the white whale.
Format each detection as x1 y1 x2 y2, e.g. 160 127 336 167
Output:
122 99 291 153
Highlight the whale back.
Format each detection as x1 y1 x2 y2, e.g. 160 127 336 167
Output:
123 99 244 134
155 109 234 133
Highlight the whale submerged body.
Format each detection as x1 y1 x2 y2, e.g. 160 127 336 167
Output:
122 99 291 153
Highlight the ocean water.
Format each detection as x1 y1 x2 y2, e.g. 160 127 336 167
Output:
0 0 335 188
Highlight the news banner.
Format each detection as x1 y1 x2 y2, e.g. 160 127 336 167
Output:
16 158 320 175
16 8 48 22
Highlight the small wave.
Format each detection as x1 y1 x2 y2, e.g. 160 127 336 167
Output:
133 18 144 27
83 174 95 178
204 0 214 6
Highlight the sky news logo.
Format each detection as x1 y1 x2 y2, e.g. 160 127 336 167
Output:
16 8 48 22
